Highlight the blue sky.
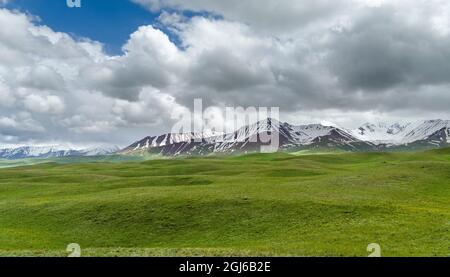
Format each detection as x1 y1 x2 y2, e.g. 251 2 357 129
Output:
5 0 161 54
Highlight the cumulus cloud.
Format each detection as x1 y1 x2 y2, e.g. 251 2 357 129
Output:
1 1 450 146
326 4 450 92
81 26 185 100
0 8 185 146
121 1 450 116
23 94 65 114
0 79 15 107
132 0 348 34
0 112 44 134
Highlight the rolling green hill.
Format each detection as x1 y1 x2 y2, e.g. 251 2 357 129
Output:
0 150 449 257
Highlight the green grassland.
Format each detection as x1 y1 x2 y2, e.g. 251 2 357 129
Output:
0 150 449 257
0 155 147 169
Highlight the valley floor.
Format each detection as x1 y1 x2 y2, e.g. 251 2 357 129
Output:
0 150 449 257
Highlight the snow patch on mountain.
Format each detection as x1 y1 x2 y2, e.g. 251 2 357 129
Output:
351 120 450 145
128 130 224 152
123 117 372 156
351 122 409 144
401 120 450 143
0 145 120 159
286 123 337 144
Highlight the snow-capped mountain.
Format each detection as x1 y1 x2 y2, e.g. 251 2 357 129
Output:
121 118 376 156
122 118 450 156
351 122 411 144
400 120 450 144
0 145 120 160
210 119 374 153
124 130 223 151
80 145 121 156
352 120 450 147
121 130 224 156
4 119 450 159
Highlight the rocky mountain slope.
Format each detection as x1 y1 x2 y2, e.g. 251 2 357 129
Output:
122 118 450 156
121 118 376 156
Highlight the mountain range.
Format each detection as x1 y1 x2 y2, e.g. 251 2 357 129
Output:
0 145 120 160
1 119 449 159
121 119 450 156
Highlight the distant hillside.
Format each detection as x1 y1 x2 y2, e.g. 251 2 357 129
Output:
0 145 120 160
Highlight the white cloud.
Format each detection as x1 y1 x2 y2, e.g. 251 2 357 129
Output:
0 112 45 133
0 79 15 106
60 115 119 134
2 2 450 146
133 0 347 34
23 94 65 114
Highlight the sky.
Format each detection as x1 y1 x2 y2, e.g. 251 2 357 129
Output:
3 0 159 54
1 0 450 147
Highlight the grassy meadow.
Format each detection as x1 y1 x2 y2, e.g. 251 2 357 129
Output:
0 150 449 257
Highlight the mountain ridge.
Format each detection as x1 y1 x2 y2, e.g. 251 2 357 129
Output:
2 119 449 159
122 118 450 156
0 145 120 160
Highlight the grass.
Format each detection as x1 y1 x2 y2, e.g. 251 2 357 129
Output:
0 150 449 257
0 155 146 169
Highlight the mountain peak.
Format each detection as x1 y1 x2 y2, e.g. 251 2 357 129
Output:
253 117 282 126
